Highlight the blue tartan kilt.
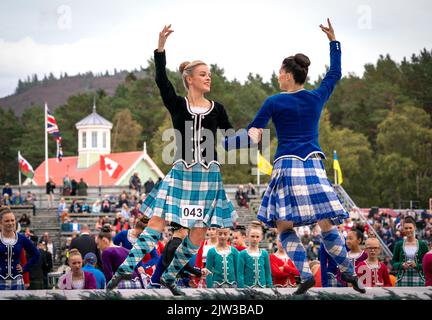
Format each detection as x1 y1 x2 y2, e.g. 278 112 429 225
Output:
141 161 237 229
257 157 349 228
0 276 25 290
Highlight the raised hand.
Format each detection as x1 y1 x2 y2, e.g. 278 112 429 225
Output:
158 24 174 52
319 18 336 41
248 127 263 144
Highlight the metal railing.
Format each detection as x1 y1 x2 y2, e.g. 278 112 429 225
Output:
333 185 393 258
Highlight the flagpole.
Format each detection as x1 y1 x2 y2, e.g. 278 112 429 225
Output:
257 150 260 190
99 156 102 197
45 102 49 183
18 151 22 188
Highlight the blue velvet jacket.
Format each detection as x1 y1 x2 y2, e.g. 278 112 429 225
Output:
247 41 342 162
0 233 40 279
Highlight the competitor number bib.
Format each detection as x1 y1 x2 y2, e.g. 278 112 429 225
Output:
181 205 204 220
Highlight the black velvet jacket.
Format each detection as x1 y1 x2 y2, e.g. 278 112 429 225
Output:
154 50 235 168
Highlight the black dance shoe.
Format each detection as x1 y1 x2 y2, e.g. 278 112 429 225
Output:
160 278 186 296
106 273 132 290
293 277 315 295
341 273 366 294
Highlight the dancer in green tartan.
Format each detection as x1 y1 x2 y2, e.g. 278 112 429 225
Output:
392 216 428 287
107 25 240 295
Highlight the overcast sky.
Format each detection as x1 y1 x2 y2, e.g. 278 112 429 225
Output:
0 0 431 97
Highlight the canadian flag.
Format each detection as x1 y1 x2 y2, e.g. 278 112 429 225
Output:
100 155 123 179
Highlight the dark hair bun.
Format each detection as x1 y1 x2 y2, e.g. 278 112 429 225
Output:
179 61 190 74
355 224 365 233
294 54 310 68
404 216 416 225
101 225 111 233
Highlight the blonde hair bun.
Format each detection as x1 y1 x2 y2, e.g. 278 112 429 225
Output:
179 61 191 74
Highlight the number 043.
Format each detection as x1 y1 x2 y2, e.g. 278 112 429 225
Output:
181 205 204 220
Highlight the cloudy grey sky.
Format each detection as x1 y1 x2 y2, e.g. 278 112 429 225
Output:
0 0 431 97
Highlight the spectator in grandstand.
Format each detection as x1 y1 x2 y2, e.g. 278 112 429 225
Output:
383 233 396 253
113 213 130 233
95 216 107 232
41 232 56 265
116 193 129 209
235 185 249 208
82 252 106 289
24 191 36 216
61 208 72 224
71 219 81 233
1 194 12 206
28 240 53 289
57 197 68 220
91 199 101 214
246 182 256 196
77 178 88 197
81 201 91 213
129 172 142 196
270 236 299 287
18 213 31 229
101 199 111 213
11 191 24 205
69 199 82 213
70 224 100 267
58 249 97 289
0 207 40 290
71 178 78 196
356 238 392 287
63 174 72 196
392 216 428 286
46 177 56 208
120 203 131 220
139 193 147 204
2 183 12 197
130 202 143 220
144 177 155 194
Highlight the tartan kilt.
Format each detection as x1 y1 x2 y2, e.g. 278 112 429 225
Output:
117 276 145 289
141 161 237 229
257 157 349 228
396 268 425 287
0 276 25 290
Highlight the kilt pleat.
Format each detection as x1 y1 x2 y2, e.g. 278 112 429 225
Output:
141 162 236 228
396 268 425 287
257 157 349 227
0 276 25 290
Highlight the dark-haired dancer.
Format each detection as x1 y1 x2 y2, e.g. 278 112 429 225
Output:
391 216 428 286
108 25 241 295
97 226 145 289
247 19 365 295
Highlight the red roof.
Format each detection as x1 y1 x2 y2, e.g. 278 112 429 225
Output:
31 151 148 186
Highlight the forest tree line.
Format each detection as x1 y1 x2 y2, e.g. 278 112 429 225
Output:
1 48 431 209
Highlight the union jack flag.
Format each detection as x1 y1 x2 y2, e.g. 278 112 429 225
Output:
47 108 63 162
